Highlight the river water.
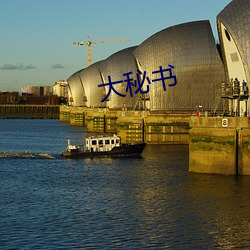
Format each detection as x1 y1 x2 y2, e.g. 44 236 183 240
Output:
0 119 250 249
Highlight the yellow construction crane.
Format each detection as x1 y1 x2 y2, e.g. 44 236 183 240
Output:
73 35 129 66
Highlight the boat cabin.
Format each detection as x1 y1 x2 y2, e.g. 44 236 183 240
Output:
85 135 121 152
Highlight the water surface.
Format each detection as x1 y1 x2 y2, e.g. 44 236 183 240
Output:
0 120 249 249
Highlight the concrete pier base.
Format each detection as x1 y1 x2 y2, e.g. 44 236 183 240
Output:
116 111 144 143
145 114 189 144
59 106 71 122
189 117 250 175
59 106 190 144
60 107 250 175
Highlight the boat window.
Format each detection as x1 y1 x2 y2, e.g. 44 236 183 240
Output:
116 139 120 144
92 140 97 145
111 139 114 144
98 140 103 145
105 140 110 144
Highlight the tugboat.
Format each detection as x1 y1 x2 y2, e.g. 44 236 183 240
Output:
61 134 146 158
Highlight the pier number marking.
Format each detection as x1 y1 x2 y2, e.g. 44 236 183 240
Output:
222 118 228 127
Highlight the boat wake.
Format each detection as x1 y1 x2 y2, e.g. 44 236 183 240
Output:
0 151 55 159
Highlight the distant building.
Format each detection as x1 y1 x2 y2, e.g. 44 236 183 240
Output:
20 85 59 105
21 95 59 105
21 86 40 96
43 86 53 96
21 86 53 96
0 92 19 104
52 80 68 98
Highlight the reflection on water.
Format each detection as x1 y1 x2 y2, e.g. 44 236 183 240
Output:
0 120 250 249
186 174 250 248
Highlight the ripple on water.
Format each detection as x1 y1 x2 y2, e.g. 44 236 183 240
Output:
0 120 250 249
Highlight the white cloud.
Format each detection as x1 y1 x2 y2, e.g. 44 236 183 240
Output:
1 63 36 70
51 63 64 69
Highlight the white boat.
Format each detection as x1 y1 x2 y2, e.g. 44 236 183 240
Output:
62 134 146 158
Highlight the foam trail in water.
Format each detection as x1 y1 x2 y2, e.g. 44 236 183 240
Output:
0 151 55 159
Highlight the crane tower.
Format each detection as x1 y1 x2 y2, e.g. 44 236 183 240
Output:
73 35 129 66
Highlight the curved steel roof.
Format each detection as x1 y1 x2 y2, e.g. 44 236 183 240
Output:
217 0 250 83
133 20 225 111
99 46 138 109
79 61 106 108
67 68 85 106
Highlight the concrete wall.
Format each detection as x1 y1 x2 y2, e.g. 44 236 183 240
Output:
59 106 71 122
59 106 190 144
60 107 250 175
0 104 59 119
189 117 250 175
145 114 189 144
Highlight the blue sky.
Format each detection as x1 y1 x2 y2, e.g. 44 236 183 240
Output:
0 0 232 92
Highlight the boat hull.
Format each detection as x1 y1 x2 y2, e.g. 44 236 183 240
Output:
62 142 146 159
